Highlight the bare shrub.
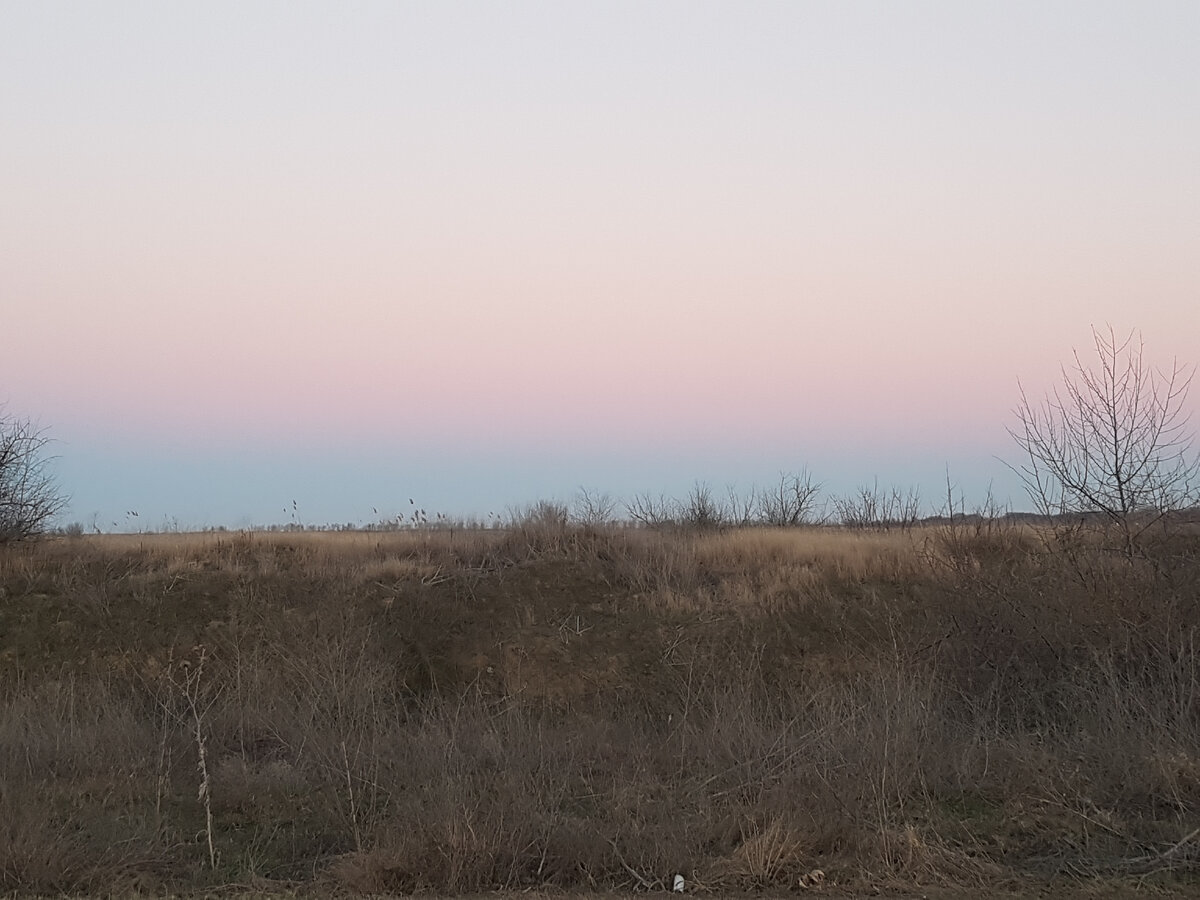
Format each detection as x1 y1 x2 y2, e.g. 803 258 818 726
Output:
626 492 678 527
723 484 757 528
756 469 823 527
834 479 922 531
680 481 726 530
571 487 618 527
626 483 735 531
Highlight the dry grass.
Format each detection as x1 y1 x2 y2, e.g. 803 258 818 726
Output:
1 520 1198 895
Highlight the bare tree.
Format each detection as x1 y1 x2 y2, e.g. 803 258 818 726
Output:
756 469 822 527
680 481 726 530
625 492 677 528
1009 326 1199 556
0 411 66 544
571 487 618 527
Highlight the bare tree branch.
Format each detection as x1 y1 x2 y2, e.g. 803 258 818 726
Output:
0 411 67 544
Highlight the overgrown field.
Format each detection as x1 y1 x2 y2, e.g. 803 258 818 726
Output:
1 517 1198 896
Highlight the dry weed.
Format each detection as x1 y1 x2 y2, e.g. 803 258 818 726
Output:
1 523 1198 894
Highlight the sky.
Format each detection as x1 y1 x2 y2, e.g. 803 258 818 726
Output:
3 1 1198 530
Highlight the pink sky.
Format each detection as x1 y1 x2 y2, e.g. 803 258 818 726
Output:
3 2 1198 527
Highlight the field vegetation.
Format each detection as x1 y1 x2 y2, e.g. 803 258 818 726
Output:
2 511 1198 897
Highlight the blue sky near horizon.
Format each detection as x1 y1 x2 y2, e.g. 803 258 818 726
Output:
51 437 1009 531
3 1 1198 530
